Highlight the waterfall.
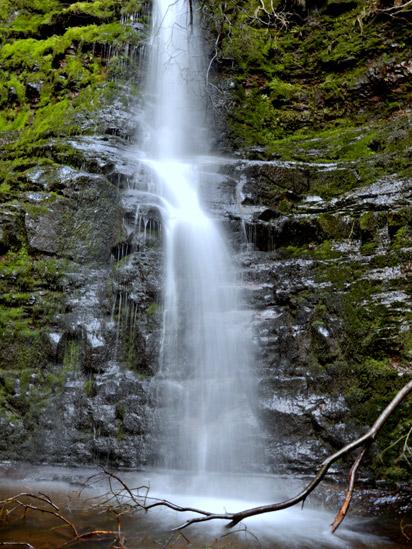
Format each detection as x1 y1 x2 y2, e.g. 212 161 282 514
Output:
141 0 261 477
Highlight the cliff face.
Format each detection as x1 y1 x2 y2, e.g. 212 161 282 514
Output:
204 0 412 482
0 0 158 465
0 0 411 489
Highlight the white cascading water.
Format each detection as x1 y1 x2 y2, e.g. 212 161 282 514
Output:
142 0 260 476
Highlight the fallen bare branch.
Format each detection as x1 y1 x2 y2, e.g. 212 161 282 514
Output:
146 380 412 531
1 381 410 545
102 468 147 510
58 530 119 548
379 0 412 12
0 493 78 537
15 500 77 537
144 496 213 516
331 447 366 533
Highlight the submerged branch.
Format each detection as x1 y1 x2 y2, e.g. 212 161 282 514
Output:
58 530 122 549
0 544 36 548
0 492 78 537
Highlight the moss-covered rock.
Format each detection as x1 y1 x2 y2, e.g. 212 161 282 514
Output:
0 0 148 464
205 0 412 173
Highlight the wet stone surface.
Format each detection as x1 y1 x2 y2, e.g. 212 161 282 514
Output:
0 99 410 510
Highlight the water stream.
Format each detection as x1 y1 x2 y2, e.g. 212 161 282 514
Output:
142 0 260 476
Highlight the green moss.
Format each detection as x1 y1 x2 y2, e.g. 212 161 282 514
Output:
310 271 411 480
23 202 49 218
0 182 11 196
0 1 142 148
280 244 309 258
66 1 114 20
1 36 67 70
0 0 148 450
316 264 353 288
26 99 78 140
268 77 302 104
277 198 293 214
0 326 47 372
230 90 281 147
343 357 411 480
360 241 378 255
146 302 158 316
319 23 381 68
221 22 274 74
318 213 352 240
391 226 411 250
380 465 410 482
0 307 30 337
0 105 31 132
63 340 81 371
359 211 377 232
0 248 63 292
84 377 96 397
369 253 399 269
268 125 379 161
313 240 341 259
116 423 125 440
2 12 54 38
207 0 412 159
280 240 343 259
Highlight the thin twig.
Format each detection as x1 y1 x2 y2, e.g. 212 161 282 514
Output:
101 468 149 509
58 530 118 548
0 493 78 537
331 447 367 533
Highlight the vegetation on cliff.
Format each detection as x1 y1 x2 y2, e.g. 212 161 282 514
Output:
0 0 144 449
203 0 411 480
0 0 410 486
205 0 411 160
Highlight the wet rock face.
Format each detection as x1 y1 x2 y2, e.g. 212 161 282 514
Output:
31 135 163 467
238 251 355 472
35 364 153 467
0 93 162 468
0 56 410 484
229 159 411 476
1 114 410 478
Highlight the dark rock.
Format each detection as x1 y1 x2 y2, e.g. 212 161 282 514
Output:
0 206 24 254
257 209 280 222
24 171 124 263
8 86 18 104
25 81 42 103
25 198 69 256
325 0 359 16
123 412 145 435
90 403 117 436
